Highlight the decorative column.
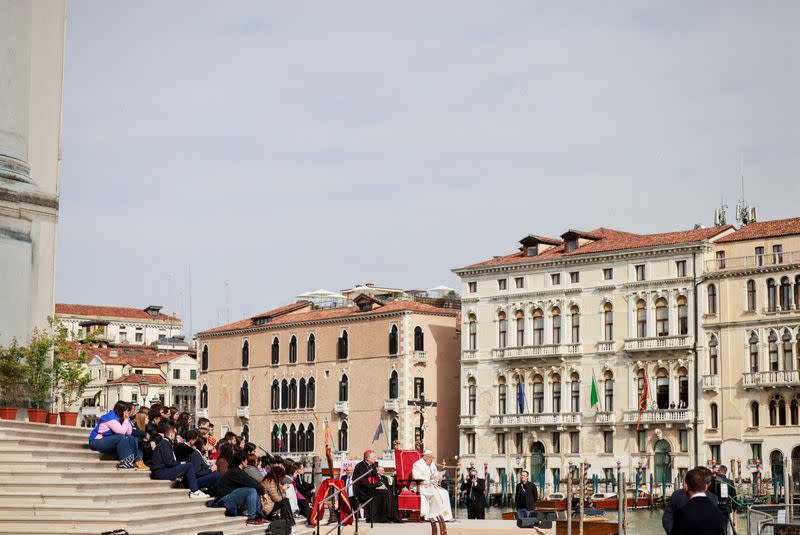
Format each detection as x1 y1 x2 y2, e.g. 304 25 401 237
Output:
0 1 32 183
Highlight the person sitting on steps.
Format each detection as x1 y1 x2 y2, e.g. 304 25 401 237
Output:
88 400 145 470
188 435 221 492
215 451 268 526
150 421 215 498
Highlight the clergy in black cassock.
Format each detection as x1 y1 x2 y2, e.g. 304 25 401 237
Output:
353 450 395 523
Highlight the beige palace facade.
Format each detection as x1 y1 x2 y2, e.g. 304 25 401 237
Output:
196 296 460 463
702 217 800 485
453 225 736 492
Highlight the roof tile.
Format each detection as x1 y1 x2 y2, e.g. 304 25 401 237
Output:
55 304 180 322
715 217 800 243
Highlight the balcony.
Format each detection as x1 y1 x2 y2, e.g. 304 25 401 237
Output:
80 406 102 417
460 415 477 427
413 351 428 363
622 409 693 425
596 341 616 353
335 401 349 414
461 349 479 361
702 375 720 391
235 406 250 419
491 344 582 361
195 408 209 419
706 251 800 272
384 399 400 413
595 411 616 424
623 335 691 353
488 412 580 428
742 370 800 389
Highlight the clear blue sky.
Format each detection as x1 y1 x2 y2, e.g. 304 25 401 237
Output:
57 1 800 334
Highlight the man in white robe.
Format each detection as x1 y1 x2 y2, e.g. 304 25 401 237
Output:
411 450 453 521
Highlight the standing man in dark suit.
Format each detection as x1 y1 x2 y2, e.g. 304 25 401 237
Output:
515 470 539 519
460 467 486 519
671 468 725 535
663 466 718 534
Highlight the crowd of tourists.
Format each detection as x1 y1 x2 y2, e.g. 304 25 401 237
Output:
88 401 314 528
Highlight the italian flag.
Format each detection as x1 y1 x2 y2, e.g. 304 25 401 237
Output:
277 424 283 449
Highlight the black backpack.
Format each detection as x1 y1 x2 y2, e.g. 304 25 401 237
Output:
268 518 292 535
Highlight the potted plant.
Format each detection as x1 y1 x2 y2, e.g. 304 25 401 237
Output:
24 327 55 423
51 318 93 426
0 340 28 419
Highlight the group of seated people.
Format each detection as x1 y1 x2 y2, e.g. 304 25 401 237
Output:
88 401 315 527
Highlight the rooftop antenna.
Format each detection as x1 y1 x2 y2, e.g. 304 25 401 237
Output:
714 193 728 226
735 155 757 226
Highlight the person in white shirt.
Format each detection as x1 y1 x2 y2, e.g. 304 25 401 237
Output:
411 450 453 522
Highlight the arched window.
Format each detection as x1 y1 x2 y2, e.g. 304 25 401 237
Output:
677 296 688 335
339 374 349 402
552 307 561 344
783 330 794 371
771 395 787 426
200 384 208 409
515 376 524 414
281 379 288 409
769 397 777 426
390 418 399 446
240 381 249 407
389 371 399 399
201 345 208 371
298 423 306 452
636 369 645 404
656 368 669 409
299 378 307 408
747 280 757 312
307 377 315 408
498 312 507 348
467 378 477 415
796 276 800 310
655 298 669 337
280 424 288 452
338 421 348 452
791 396 799 426
749 333 760 372
603 303 613 341
307 333 316 362
552 374 562 413
570 306 580 343
414 326 424 351
241 340 250 368
468 314 477 350
289 336 297 364
751 400 760 427
570 373 580 412
709 335 719 375
779 396 787 426
604 371 614 411
289 423 297 453
271 424 279 452
271 337 280 365
769 331 779 371
767 279 777 311
533 309 544 345
636 300 647 338
515 310 525 346
707 284 718 314
306 423 315 451
498 377 507 414
532 375 544 413
289 379 298 409
389 325 398 355
270 380 279 410
338 330 349 359
709 402 718 429
780 277 792 310
678 367 689 407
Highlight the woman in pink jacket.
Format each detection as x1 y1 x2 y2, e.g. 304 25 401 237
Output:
88 401 141 470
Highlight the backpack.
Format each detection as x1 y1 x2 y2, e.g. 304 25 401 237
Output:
268 518 292 535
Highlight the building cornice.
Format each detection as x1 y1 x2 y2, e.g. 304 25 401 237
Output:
704 262 800 281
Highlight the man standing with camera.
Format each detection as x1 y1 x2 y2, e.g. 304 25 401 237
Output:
515 470 539 519
460 467 486 519
712 465 737 534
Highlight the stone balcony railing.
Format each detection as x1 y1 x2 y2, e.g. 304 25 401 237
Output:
461 349 479 361
623 335 691 353
413 351 428 363
742 370 800 388
702 374 720 390
491 343 581 360
384 399 400 413
460 415 477 427
595 411 616 424
622 408 693 424
489 412 580 427
80 406 102 417
334 401 349 414
706 250 800 272
596 341 616 353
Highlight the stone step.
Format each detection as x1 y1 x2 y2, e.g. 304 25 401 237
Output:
0 446 100 460
0 437 87 450
0 488 190 505
0 458 116 470
0 496 209 516
0 466 154 480
0 426 88 443
0 419 89 437
0 477 171 493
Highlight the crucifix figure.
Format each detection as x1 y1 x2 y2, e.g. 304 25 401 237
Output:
408 393 437 451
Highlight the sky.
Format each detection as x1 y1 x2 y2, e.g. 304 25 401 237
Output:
57 1 800 335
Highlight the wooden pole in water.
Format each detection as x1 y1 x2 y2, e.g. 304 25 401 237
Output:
579 461 585 535
567 472 573 535
617 471 624 535
622 473 628 535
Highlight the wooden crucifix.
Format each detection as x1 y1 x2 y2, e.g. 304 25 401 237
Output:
408 393 437 451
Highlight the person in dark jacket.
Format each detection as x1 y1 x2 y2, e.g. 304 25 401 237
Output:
189 435 221 490
353 450 395 523
515 470 539 519
150 421 216 498
662 466 719 534
216 451 267 525
460 467 486 519
671 468 725 535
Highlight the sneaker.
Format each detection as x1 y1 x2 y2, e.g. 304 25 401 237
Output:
133 461 148 470
246 518 265 526
189 490 211 499
116 460 135 470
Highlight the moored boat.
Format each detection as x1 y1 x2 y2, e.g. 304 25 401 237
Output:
537 492 568 511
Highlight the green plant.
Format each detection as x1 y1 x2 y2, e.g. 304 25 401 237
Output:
25 327 55 410
0 340 28 407
50 317 94 410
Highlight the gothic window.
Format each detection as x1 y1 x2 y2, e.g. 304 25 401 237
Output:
780 277 792 310
200 384 208 409
307 377 315 408
655 298 669 337
749 333 760 372
298 423 306 452
677 296 688 335
389 370 398 399
338 330 349 359
532 375 544 413
281 379 288 409
533 309 544 345
271 337 280 365
767 279 777 311
570 373 580 412
201 345 208 371
289 336 297 364
468 314 477 350
338 421 348 452
389 325 398 355
707 284 718 314
498 312 507 348
783 330 794 371
709 403 718 429
289 423 297 453
570 306 580 343
468 378 477 415
552 375 562 413
241 340 249 368
271 424 279 452
498 377 507 414
552 307 561 344
636 300 647 338
414 326 424 351
299 378 307 408
515 310 525 346
604 371 614 411
603 303 614 341
306 423 315 451
240 381 249 407
307 333 316 362
769 331 779 371
678 369 689 407
747 280 757 311
339 374 349 402
390 418 399 446
751 401 759 427
709 335 719 375
289 379 298 409
270 380 279 410
280 424 288 452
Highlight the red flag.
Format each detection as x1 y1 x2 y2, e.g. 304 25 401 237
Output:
636 373 649 429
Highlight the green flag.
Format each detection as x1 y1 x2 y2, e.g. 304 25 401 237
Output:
590 372 600 409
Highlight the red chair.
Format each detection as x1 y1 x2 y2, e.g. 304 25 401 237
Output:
394 449 423 521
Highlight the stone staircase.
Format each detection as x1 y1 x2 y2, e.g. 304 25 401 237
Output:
0 419 300 535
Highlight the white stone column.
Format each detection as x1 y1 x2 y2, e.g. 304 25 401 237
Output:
0 0 32 182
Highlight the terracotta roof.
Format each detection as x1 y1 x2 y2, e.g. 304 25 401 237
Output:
89 345 188 367
251 301 313 321
519 234 561 246
715 217 800 243
107 373 166 385
459 225 733 269
199 299 457 336
55 304 180 323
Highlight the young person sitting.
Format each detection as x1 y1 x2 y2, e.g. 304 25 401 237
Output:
150 421 215 498
88 401 144 470
262 463 294 524
188 435 221 491
216 451 267 526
